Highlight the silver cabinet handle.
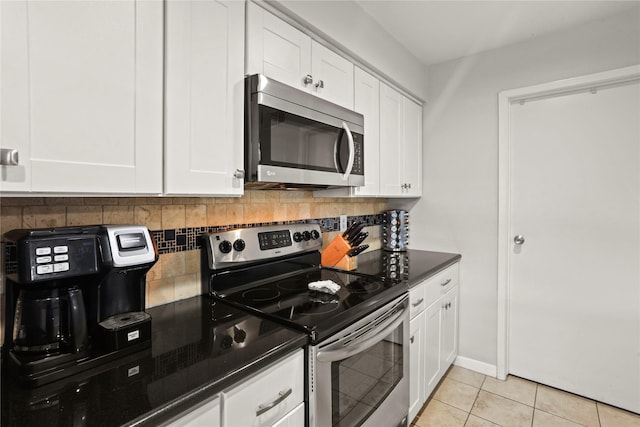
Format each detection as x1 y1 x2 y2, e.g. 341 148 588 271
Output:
410 335 415 344
440 278 452 287
0 149 19 166
233 169 245 179
303 74 313 85
411 298 424 307
514 235 525 245
256 388 292 416
315 79 324 89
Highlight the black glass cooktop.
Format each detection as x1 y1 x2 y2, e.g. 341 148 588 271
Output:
213 265 407 344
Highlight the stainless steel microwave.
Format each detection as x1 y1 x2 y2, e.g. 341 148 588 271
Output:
244 74 365 189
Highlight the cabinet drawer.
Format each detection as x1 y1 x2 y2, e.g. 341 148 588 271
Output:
424 263 459 307
409 284 426 319
222 349 304 427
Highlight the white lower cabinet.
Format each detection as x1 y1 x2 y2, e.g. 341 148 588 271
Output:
165 394 221 427
222 349 304 427
408 263 459 421
409 309 425 422
165 349 304 427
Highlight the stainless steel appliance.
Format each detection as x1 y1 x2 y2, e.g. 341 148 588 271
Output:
202 224 409 427
244 74 365 189
382 210 410 251
3 225 157 386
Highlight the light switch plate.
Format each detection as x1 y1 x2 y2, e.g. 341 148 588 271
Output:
339 215 347 232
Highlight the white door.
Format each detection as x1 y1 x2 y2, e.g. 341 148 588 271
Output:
508 80 640 413
164 0 244 196
1 0 162 194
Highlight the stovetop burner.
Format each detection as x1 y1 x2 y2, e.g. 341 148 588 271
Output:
241 288 281 302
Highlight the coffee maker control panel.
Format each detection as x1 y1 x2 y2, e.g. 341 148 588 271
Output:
6 230 101 283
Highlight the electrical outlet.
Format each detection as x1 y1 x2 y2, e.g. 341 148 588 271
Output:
339 215 347 232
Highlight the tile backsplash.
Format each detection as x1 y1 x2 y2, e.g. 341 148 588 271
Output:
0 191 390 308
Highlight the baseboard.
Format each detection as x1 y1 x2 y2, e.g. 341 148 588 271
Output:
454 355 497 377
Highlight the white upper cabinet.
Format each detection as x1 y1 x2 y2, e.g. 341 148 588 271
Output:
246 2 354 109
164 0 245 196
351 67 380 196
379 82 422 197
1 0 163 194
246 1 311 90
402 96 423 197
310 41 354 109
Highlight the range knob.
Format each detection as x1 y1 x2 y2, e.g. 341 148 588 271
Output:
220 335 233 349
310 230 320 240
302 231 311 241
219 240 232 254
233 239 246 252
233 326 246 344
293 232 303 242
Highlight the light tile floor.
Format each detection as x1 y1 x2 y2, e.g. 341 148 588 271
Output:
412 366 640 427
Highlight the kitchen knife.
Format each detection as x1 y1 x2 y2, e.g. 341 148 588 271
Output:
350 231 369 247
342 221 359 238
347 244 369 257
346 223 366 243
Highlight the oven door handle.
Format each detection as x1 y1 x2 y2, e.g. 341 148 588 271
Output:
316 307 406 363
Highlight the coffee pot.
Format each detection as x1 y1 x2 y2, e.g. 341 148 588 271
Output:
12 286 88 355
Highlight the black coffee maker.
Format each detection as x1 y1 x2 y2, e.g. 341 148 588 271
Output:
3 225 158 386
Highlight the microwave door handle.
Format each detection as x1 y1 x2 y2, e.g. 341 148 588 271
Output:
316 306 406 363
333 122 356 181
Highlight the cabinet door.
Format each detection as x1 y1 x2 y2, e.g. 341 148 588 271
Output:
164 0 244 196
379 82 403 196
165 394 221 427
271 402 305 427
353 67 380 196
1 0 162 194
402 97 423 196
423 300 442 398
222 350 304 427
441 286 459 369
246 2 311 90
409 310 425 423
311 41 354 109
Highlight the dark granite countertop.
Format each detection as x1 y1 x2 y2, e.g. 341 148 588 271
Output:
2 295 307 427
353 249 461 287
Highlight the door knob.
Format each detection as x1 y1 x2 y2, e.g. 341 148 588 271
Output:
514 235 525 245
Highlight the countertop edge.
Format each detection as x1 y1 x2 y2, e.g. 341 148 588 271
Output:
127 334 307 427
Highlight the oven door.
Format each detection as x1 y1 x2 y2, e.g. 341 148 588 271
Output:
310 295 409 427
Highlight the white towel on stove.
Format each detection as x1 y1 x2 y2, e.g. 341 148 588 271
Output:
308 280 340 294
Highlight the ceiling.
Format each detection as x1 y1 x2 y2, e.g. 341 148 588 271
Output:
355 1 640 66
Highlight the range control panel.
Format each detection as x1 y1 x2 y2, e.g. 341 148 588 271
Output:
204 224 322 270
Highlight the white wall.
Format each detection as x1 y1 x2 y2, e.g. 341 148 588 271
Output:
269 0 427 100
411 9 640 369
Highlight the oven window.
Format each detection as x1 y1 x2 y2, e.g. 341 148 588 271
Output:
331 331 404 427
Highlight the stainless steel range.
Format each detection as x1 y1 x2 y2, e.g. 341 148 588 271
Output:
201 223 409 427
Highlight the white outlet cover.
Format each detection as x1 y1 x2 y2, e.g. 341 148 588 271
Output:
339 215 347 232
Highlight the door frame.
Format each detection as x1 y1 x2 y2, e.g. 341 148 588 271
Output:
496 64 640 380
